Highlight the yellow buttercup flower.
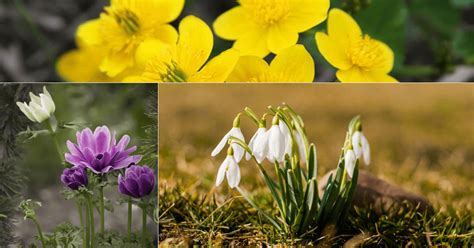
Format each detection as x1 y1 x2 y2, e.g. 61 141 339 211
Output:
213 0 330 57
227 45 314 82
126 16 240 83
77 0 185 77
315 8 397 82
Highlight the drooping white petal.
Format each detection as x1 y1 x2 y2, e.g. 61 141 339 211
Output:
352 131 362 158
344 150 357 178
229 127 245 162
226 157 241 188
216 156 230 187
246 127 266 160
211 129 232 157
268 125 285 163
279 121 292 156
361 133 371 165
16 102 38 122
253 129 270 163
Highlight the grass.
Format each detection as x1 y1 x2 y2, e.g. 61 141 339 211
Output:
158 84 474 246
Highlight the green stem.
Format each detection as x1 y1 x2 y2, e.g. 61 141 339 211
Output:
32 217 46 247
87 196 95 247
99 186 105 235
84 200 90 248
76 201 85 248
141 206 147 247
45 117 63 163
128 197 132 240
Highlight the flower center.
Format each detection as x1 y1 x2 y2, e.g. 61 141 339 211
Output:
144 61 188 82
240 0 290 27
347 35 384 70
109 9 140 35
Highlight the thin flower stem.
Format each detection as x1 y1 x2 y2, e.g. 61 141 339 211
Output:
84 200 90 248
128 197 132 240
99 186 105 234
86 196 95 247
76 201 85 248
45 117 63 163
32 217 46 247
141 206 147 247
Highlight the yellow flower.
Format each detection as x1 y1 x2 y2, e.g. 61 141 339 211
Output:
126 16 240 83
77 0 185 77
227 45 314 82
315 9 397 83
213 0 329 57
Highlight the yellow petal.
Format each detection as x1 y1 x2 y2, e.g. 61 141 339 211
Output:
188 49 240 82
100 51 134 77
336 67 398 83
56 48 111 82
136 0 185 24
372 40 395 74
315 32 352 70
284 0 330 32
213 7 254 40
328 8 362 49
267 24 299 54
233 29 270 57
135 39 173 69
176 15 213 76
76 19 103 47
226 56 269 82
269 45 314 82
149 24 178 45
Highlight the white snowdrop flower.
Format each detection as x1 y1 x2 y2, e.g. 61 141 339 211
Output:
279 121 292 157
211 115 246 162
215 152 241 188
344 149 357 178
267 123 286 163
252 129 271 163
352 131 371 165
246 127 266 161
16 86 56 123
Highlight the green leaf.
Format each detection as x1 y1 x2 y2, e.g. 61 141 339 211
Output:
355 0 408 70
307 144 318 180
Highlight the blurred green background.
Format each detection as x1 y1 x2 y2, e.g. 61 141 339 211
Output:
1 0 473 81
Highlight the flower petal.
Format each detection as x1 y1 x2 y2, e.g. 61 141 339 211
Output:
211 130 231 157
285 0 330 32
315 32 352 70
213 7 253 40
176 15 213 76
233 28 270 57
371 40 395 74
328 9 362 50
267 24 299 54
76 19 103 47
226 56 269 82
226 159 241 188
188 49 240 82
216 157 229 187
344 150 356 178
269 45 314 82
361 134 371 165
336 67 398 83
138 0 185 24
148 24 179 45
16 102 37 122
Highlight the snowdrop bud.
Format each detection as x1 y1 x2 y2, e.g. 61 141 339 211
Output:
352 131 370 165
344 149 357 178
216 147 241 188
268 117 286 163
16 86 56 123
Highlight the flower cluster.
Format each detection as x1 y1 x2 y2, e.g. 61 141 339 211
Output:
211 104 372 236
57 0 397 83
17 87 155 247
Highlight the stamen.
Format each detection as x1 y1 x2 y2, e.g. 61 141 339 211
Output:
347 35 384 70
110 9 140 35
159 61 188 82
240 0 290 26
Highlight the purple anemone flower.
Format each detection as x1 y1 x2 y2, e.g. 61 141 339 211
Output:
61 166 88 190
65 126 142 174
118 165 155 198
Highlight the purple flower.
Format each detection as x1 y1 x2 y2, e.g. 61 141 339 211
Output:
61 166 88 190
118 165 155 198
65 126 142 174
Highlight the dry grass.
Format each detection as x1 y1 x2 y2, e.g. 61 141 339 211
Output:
158 84 474 246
